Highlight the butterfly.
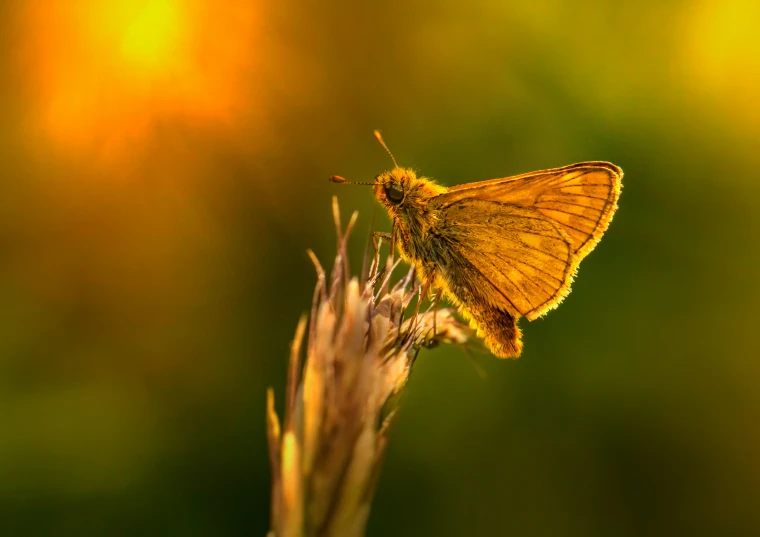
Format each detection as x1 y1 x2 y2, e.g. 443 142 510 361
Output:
332 131 622 358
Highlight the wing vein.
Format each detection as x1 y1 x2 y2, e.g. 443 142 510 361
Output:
513 242 567 263
541 192 610 202
552 171 593 188
487 251 566 294
477 253 535 310
537 209 599 223
556 221 594 235
450 223 571 244
536 200 604 211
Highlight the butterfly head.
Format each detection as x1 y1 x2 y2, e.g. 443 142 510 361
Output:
373 167 449 226
329 130 445 219
373 167 416 207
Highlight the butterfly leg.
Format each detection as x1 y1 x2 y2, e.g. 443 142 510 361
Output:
411 278 430 320
412 266 438 319
432 288 443 338
419 287 444 349
371 231 392 278
402 276 429 347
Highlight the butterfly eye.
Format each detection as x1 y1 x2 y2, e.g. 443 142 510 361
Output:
384 184 405 204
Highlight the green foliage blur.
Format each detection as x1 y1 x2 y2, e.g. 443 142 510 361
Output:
2 0 759 535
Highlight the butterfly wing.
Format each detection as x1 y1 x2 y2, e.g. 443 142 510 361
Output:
431 162 622 321
434 199 575 322
435 162 622 257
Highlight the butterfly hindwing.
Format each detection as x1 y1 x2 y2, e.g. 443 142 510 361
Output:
437 200 574 321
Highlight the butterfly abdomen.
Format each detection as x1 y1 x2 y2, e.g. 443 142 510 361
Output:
461 301 523 359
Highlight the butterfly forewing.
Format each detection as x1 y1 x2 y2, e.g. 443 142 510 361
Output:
432 162 622 320
434 162 621 255
532 167 620 255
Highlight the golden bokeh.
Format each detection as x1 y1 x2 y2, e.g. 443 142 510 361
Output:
683 0 760 128
22 0 258 161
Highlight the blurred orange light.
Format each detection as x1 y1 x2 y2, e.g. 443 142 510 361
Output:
22 0 257 162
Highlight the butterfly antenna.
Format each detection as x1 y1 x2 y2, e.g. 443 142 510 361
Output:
373 130 399 168
329 176 373 186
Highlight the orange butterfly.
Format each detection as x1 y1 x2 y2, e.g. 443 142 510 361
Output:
332 132 622 358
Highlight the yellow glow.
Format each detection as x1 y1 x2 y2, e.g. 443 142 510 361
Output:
121 1 183 73
22 0 258 161
683 0 760 126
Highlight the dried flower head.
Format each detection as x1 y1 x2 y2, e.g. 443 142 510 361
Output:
266 198 469 537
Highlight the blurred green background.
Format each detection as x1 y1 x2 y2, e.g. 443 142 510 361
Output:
2 0 759 535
